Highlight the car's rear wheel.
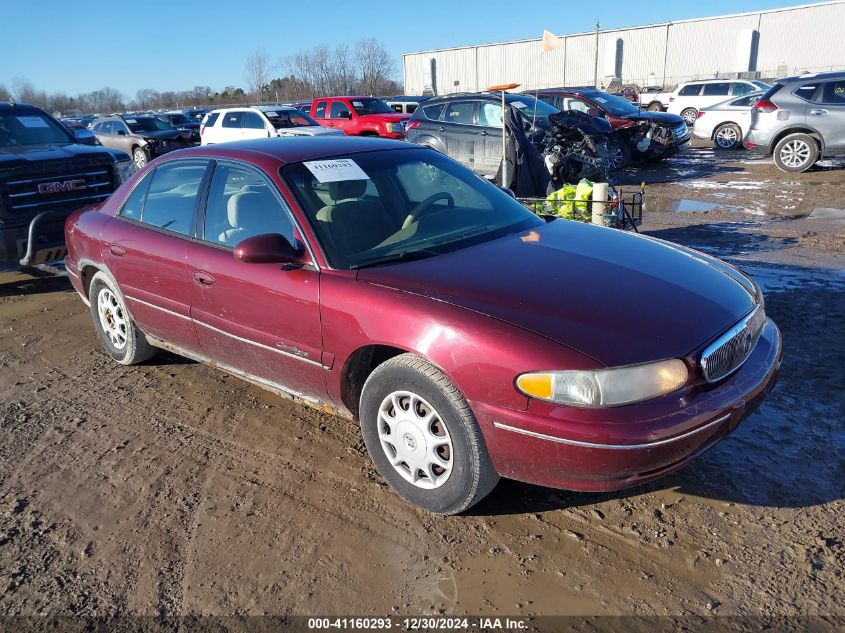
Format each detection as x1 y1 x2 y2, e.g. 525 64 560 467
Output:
647 102 662 112
713 123 741 149
132 146 148 169
681 108 698 126
89 272 156 365
359 354 498 514
773 133 818 172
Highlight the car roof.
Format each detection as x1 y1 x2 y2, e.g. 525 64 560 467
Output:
0 102 45 114
777 70 845 84
168 135 415 166
387 96 430 102
424 92 539 103
679 78 757 85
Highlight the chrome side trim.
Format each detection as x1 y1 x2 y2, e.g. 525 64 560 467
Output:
125 294 326 369
124 295 192 321
493 413 732 450
193 318 325 369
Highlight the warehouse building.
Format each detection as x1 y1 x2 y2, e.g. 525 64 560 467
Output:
402 1 845 95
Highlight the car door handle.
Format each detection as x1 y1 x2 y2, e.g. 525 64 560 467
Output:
479 130 489 136
438 126 446 132
193 271 215 286
809 109 828 115
109 243 125 257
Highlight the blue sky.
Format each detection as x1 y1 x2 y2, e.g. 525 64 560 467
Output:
0 0 810 99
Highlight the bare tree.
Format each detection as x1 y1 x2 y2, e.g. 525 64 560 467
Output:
0 84 11 101
12 77 48 108
356 39 396 96
244 48 272 101
135 88 159 109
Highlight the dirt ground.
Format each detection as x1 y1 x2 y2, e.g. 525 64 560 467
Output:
0 140 843 626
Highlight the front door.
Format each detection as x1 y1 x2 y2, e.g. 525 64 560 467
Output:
477 100 504 177
103 159 210 352
327 100 354 134
187 160 325 401
242 111 271 140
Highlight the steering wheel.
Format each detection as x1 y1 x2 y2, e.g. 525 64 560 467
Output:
403 192 455 228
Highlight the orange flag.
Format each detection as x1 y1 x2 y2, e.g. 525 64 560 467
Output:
541 29 564 53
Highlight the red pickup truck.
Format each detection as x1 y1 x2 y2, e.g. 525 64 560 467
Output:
309 96 410 139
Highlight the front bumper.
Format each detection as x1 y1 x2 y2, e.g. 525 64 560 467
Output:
471 319 782 492
0 210 70 266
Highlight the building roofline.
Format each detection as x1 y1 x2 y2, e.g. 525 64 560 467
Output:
402 0 845 57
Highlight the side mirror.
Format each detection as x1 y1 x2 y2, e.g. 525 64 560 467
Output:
75 129 97 145
587 108 604 117
343 111 353 119
234 233 306 265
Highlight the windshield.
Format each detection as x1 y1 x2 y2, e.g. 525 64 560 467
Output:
507 96 559 125
264 109 319 129
282 148 543 269
349 98 394 115
0 112 73 147
168 114 189 125
589 92 639 115
125 117 175 132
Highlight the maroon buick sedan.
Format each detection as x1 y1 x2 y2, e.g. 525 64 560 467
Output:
65 136 781 514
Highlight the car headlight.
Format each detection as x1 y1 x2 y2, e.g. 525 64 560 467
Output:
115 159 135 184
516 359 689 408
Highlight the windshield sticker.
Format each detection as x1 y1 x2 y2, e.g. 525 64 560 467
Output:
17 116 49 128
125 119 137 124
304 159 370 183
352 101 364 108
265 111 279 117
595 97 608 103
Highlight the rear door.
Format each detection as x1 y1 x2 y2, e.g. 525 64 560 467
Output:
219 110 245 143
103 159 210 353
441 100 478 171
187 160 325 400
812 79 845 151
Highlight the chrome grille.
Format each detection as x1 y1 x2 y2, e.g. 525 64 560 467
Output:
3 166 115 217
700 306 766 383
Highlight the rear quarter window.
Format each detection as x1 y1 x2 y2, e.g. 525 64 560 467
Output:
204 112 220 127
793 83 819 102
421 103 445 120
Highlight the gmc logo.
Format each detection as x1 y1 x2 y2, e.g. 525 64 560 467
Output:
38 179 86 194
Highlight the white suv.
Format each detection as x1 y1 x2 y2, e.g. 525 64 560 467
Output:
200 106 343 145
667 79 771 125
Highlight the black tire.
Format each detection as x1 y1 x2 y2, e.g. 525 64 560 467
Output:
359 354 499 514
132 146 148 169
773 132 819 173
647 102 662 112
681 108 698 126
713 123 741 150
88 272 156 365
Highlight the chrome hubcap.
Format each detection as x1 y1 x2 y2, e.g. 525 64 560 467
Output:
780 140 811 168
97 288 127 350
133 150 147 169
716 127 738 148
377 391 453 489
682 110 697 125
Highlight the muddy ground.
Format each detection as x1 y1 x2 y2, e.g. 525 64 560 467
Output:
0 140 843 626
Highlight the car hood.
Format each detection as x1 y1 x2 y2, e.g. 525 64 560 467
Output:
276 126 345 137
0 143 123 167
623 110 685 125
361 113 410 122
136 129 185 141
357 220 757 367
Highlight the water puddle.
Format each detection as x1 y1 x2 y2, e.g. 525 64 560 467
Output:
644 198 737 213
807 207 845 223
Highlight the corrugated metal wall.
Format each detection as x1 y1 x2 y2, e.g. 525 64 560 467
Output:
403 1 845 94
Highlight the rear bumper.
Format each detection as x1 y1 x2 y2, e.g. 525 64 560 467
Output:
742 129 774 152
471 319 782 492
0 210 70 267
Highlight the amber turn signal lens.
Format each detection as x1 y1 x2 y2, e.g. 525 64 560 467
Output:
516 373 553 400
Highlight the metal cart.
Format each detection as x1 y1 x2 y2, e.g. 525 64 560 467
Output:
518 188 643 232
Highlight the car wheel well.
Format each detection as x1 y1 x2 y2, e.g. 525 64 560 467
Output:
80 264 101 296
341 345 410 418
770 128 823 154
359 130 378 137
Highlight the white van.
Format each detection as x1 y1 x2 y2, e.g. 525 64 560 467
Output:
200 106 343 145
666 79 770 125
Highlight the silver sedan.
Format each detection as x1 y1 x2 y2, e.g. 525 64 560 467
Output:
692 92 763 149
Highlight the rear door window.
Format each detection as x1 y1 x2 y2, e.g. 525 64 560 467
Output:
313 101 328 118
140 160 209 236
222 112 244 128
702 83 731 96
820 80 845 105
444 101 475 125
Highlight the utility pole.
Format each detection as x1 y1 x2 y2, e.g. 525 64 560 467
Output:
593 20 601 88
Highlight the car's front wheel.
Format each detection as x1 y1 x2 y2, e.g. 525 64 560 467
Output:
713 123 741 149
359 354 499 514
132 146 148 169
89 272 156 365
773 133 819 172
681 108 698 126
